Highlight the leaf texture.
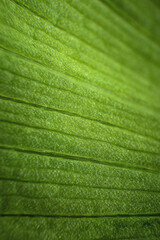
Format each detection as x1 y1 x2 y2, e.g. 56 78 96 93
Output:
0 0 160 239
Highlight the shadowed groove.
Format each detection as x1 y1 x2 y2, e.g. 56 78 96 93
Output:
0 213 160 218
1 177 160 194
0 146 159 174
1 95 160 144
0 118 160 156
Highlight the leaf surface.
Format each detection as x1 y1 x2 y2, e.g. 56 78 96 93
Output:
0 0 160 239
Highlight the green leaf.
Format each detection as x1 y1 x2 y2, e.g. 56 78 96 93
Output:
0 0 160 239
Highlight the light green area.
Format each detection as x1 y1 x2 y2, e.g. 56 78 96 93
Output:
0 0 160 239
